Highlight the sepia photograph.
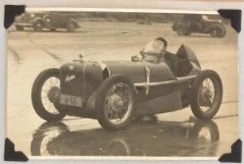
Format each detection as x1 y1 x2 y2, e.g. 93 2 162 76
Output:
6 7 239 160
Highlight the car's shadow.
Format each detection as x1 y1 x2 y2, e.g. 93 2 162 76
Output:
31 118 219 156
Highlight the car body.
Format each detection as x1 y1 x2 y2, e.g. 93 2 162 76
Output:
14 12 81 32
172 14 226 37
31 45 223 131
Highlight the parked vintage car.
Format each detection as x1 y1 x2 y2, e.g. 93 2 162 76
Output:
172 14 226 37
31 45 223 131
14 12 81 32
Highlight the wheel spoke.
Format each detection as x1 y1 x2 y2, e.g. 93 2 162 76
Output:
206 78 211 89
104 82 133 125
40 75 61 115
50 78 56 87
197 77 219 112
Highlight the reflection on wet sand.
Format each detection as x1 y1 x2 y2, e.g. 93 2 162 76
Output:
31 118 219 156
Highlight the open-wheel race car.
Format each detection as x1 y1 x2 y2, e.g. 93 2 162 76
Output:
31 45 223 131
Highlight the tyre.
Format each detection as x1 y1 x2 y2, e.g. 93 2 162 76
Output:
95 75 136 131
190 70 223 121
185 30 191 36
66 22 76 32
210 27 225 38
217 27 226 38
50 28 56 32
177 26 185 36
31 68 65 121
15 25 24 31
33 21 43 32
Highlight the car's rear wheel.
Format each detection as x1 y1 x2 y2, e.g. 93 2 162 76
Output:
185 30 191 36
210 27 225 38
31 68 65 121
190 70 223 121
50 28 56 32
15 25 24 31
33 21 43 32
96 75 136 131
177 26 185 36
66 22 76 32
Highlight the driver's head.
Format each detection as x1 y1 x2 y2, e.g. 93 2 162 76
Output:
143 37 167 55
155 37 167 49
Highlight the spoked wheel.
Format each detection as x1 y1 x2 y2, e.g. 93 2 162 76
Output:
33 21 43 32
210 27 225 38
210 28 219 37
96 75 136 131
50 28 57 32
210 27 226 38
66 22 76 32
31 68 65 121
177 26 185 36
190 70 223 121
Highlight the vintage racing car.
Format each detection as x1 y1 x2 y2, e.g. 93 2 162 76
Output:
31 45 223 131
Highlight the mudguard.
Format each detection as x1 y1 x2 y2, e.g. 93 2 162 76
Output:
30 17 45 26
205 23 226 34
67 18 80 28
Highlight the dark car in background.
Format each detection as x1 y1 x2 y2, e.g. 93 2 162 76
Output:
14 12 81 32
172 14 226 37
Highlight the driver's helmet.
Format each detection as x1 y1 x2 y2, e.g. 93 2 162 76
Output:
141 38 167 63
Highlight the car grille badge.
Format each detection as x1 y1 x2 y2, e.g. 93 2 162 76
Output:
65 75 76 83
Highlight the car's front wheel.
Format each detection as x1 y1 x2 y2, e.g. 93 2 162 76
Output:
96 75 136 131
31 68 65 121
190 70 223 121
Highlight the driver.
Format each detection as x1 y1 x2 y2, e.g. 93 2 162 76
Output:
141 37 176 64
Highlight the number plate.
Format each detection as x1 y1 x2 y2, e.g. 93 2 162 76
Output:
60 94 83 108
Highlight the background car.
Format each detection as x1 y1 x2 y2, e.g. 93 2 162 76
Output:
14 12 81 32
172 14 226 37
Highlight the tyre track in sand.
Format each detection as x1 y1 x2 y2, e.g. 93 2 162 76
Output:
8 46 21 64
7 45 21 76
27 32 62 62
